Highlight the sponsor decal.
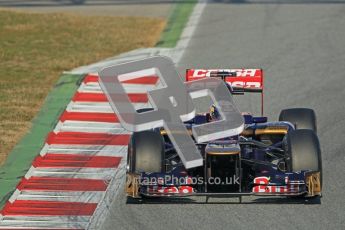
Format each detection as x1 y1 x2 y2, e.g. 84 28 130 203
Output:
186 69 263 89
252 176 301 194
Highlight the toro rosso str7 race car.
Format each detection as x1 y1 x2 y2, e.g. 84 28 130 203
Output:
126 69 322 200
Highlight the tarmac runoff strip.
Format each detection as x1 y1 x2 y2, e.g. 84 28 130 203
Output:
0 74 157 229
0 1 207 229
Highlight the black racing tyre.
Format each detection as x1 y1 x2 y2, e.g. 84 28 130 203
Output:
128 130 165 173
284 129 322 187
279 108 317 132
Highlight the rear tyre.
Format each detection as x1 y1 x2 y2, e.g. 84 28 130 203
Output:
284 129 322 188
279 108 317 132
128 130 165 173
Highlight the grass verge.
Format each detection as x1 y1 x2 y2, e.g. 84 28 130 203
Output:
0 73 84 208
156 0 197 48
0 10 165 164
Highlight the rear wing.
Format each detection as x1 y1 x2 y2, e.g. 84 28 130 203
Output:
186 69 264 115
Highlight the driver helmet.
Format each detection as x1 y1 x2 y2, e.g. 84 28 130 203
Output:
209 104 220 120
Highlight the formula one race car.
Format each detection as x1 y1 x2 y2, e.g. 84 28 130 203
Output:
125 69 322 200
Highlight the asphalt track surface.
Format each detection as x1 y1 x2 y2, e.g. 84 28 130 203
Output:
100 1 345 229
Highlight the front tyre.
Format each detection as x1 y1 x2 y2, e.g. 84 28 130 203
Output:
284 129 322 189
128 130 165 173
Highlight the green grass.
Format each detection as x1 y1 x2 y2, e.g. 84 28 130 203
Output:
156 0 197 47
0 10 165 164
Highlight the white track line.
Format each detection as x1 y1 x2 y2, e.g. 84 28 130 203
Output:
26 167 118 180
54 121 130 134
66 101 152 113
40 144 127 157
16 191 105 203
172 0 207 64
